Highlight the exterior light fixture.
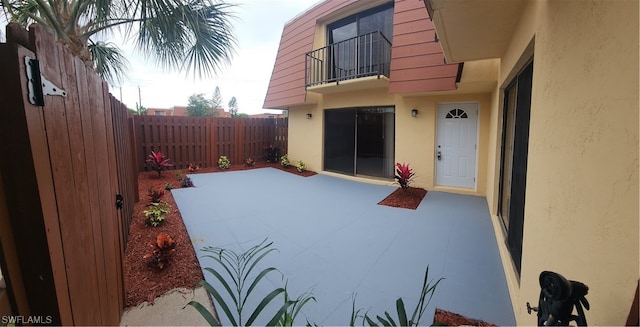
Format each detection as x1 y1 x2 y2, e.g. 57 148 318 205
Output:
306 113 312 119
411 109 419 117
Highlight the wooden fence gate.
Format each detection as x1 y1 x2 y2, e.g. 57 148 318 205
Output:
0 24 137 325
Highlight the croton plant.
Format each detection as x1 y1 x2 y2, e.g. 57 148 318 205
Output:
144 233 177 270
395 162 415 190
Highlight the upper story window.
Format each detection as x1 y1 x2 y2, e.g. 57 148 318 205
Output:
305 2 394 87
328 2 394 44
154 111 166 116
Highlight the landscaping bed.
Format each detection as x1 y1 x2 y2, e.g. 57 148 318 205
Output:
124 162 316 307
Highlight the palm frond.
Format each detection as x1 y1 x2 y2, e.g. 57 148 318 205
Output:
134 0 236 78
3 0 237 80
88 39 129 83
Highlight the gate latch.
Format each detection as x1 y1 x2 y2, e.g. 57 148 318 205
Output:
25 56 67 106
115 194 124 210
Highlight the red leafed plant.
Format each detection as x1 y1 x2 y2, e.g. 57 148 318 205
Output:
144 233 177 270
146 150 173 176
188 163 200 172
395 162 415 190
147 188 164 204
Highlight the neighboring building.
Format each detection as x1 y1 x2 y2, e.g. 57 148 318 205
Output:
146 106 231 117
250 113 286 119
264 0 638 325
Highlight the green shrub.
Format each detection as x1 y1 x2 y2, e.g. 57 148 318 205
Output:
280 154 290 167
143 201 170 227
218 155 230 169
176 172 185 181
164 183 173 191
296 160 306 173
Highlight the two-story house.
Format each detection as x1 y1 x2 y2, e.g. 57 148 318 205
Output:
264 0 638 325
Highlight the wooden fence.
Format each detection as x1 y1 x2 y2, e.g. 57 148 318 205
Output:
0 24 137 325
134 116 288 171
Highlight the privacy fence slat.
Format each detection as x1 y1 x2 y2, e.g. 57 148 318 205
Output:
135 116 288 171
0 23 135 325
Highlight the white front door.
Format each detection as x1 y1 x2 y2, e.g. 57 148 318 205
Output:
436 103 478 188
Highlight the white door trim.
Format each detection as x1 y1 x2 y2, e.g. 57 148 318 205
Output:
435 102 479 189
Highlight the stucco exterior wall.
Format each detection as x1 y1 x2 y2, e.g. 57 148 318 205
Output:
489 1 639 325
287 88 494 195
287 104 323 172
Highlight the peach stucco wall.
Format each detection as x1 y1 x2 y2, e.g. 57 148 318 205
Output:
484 1 639 325
287 86 494 197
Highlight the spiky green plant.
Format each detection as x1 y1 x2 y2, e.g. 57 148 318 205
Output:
187 239 314 326
360 266 443 326
276 283 316 327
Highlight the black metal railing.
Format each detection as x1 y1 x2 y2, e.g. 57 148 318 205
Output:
305 31 392 87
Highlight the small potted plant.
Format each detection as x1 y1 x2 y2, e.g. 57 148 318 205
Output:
245 157 255 167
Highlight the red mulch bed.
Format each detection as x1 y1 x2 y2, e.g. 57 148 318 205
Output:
432 308 496 326
124 162 316 307
378 186 428 210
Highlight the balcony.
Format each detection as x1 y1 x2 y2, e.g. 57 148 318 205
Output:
305 31 392 91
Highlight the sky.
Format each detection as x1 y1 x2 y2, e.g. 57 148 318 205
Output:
108 0 320 114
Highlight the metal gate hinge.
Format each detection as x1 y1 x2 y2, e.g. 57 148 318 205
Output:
25 56 67 106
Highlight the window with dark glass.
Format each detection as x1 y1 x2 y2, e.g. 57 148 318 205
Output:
326 2 393 81
498 58 533 276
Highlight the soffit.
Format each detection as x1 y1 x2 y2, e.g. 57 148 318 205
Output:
426 0 527 63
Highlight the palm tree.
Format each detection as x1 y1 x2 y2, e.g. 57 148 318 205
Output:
0 0 236 83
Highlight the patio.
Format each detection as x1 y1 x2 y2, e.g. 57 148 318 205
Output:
172 168 515 325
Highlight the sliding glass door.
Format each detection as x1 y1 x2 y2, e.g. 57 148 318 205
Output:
324 109 356 174
324 107 395 178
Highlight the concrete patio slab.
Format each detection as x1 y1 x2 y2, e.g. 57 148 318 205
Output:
120 287 214 326
172 168 515 325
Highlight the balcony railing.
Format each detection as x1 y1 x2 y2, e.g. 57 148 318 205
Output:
305 31 392 88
